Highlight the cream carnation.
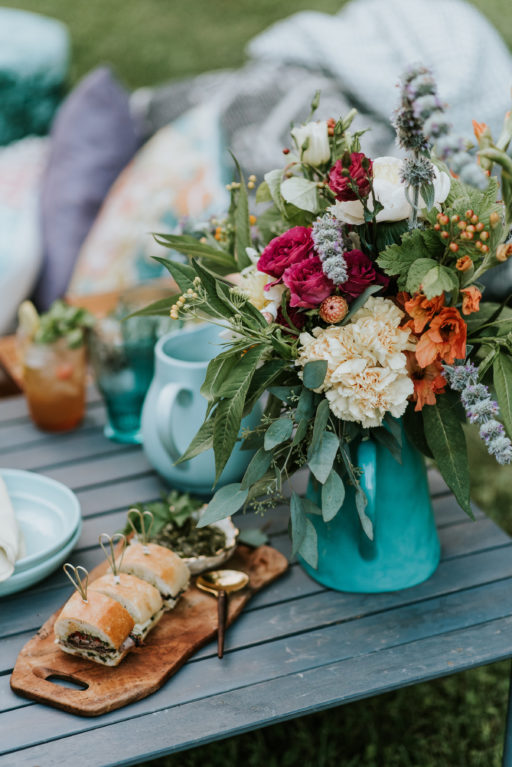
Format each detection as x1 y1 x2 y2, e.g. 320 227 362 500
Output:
296 297 415 427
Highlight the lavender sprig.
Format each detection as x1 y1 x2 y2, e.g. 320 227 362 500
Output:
312 213 349 285
443 362 512 465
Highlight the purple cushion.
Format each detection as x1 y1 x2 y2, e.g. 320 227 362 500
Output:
33 67 141 309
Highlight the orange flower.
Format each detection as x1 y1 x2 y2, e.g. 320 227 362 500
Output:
415 307 467 367
497 243 512 262
406 351 446 411
404 292 445 334
472 120 489 142
460 286 481 315
456 255 473 272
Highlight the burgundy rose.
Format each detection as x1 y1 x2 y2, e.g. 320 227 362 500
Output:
257 226 314 281
276 304 307 333
340 250 389 300
283 256 335 308
328 152 373 201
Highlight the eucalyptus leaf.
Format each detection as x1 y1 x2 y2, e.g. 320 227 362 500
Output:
264 417 294 450
302 497 322 516
290 492 307 557
321 469 345 522
303 360 328 390
309 431 340 484
296 387 314 419
309 398 330 457
355 488 374 540
292 416 309 446
241 448 273 490
298 518 318 569
197 483 248 527
237 528 269 547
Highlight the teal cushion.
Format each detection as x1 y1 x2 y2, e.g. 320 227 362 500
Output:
0 8 69 145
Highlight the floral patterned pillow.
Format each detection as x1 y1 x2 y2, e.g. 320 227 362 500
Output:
68 104 229 296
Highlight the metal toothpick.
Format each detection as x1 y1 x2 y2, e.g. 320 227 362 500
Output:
127 508 154 555
99 533 127 584
63 563 89 602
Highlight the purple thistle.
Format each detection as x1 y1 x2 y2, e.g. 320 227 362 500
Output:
444 363 512 465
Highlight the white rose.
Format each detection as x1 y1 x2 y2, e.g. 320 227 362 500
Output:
329 156 451 225
291 121 331 166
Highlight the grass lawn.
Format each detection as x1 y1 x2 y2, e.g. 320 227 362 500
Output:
7 0 512 763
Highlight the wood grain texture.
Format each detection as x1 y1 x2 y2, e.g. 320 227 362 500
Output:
10 544 288 717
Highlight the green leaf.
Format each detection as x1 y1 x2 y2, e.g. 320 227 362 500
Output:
303 360 328 390
309 398 330 456
268 385 301 404
321 469 345 522
423 394 472 516
296 387 314 419
231 154 252 270
237 528 269 547
175 416 215 464
127 294 180 318
197 483 248 527
355 488 373 540
200 355 238 401
340 285 382 325
152 257 196 293
218 346 264 398
493 353 512 439
264 169 285 214
374 219 409 252
298 518 318 569
243 359 290 414
309 431 340 484
421 265 458 300
255 180 272 204
302 497 322 516
191 260 234 319
290 492 307 557
241 448 273 490
280 177 319 214
377 228 444 290
264 417 294 450
292 416 309 446
213 346 262 481
405 258 438 294
153 234 236 269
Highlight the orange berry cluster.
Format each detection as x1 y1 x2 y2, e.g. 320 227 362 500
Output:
434 210 490 255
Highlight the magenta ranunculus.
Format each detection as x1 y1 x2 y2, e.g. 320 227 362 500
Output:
341 250 389 300
283 256 335 308
257 226 314 280
328 152 373 202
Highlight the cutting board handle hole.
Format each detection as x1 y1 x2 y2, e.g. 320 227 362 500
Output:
44 674 89 691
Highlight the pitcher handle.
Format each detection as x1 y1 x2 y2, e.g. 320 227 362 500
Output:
156 383 192 463
357 439 378 560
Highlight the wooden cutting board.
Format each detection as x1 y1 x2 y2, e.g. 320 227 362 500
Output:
10 544 288 716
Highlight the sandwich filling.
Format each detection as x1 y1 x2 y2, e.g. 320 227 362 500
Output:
131 606 166 645
60 631 134 659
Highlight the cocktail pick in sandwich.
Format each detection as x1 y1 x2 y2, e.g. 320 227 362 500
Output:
99 533 126 584
127 508 154 554
63 562 89 602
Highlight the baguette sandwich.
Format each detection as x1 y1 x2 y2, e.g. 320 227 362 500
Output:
54 591 135 666
89 572 164 645
120 542 190 609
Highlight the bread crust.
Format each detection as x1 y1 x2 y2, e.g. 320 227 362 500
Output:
55 591 134 650
121 542 190 598
89 573 163 624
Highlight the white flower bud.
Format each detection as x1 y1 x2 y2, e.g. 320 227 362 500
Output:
291 121 331 166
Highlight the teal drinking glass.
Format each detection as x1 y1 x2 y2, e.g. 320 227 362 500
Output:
89 308 177 444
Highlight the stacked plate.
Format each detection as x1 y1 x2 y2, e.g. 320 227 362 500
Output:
0 468 82 597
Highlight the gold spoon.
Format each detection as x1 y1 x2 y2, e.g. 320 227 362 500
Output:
196 569 249 658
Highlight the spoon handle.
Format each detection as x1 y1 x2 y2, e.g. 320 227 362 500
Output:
217 590 227 659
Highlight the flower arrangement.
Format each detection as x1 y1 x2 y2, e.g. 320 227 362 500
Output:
149 67 512 568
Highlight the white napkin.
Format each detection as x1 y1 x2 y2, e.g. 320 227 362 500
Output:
0 476 24 581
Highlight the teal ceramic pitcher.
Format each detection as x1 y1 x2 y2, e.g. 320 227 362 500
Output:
300 422 440 592
141 324 260 495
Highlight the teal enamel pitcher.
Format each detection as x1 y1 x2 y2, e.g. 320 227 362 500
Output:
141 324 260 495
300 423 440 592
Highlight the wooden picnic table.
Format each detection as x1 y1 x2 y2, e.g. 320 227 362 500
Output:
1 389 512 766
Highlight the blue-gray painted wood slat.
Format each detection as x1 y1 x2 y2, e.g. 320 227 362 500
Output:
1 509 506 644
1 581 512 758
3 433 136 472
0 409 107 455
6 614 511 767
